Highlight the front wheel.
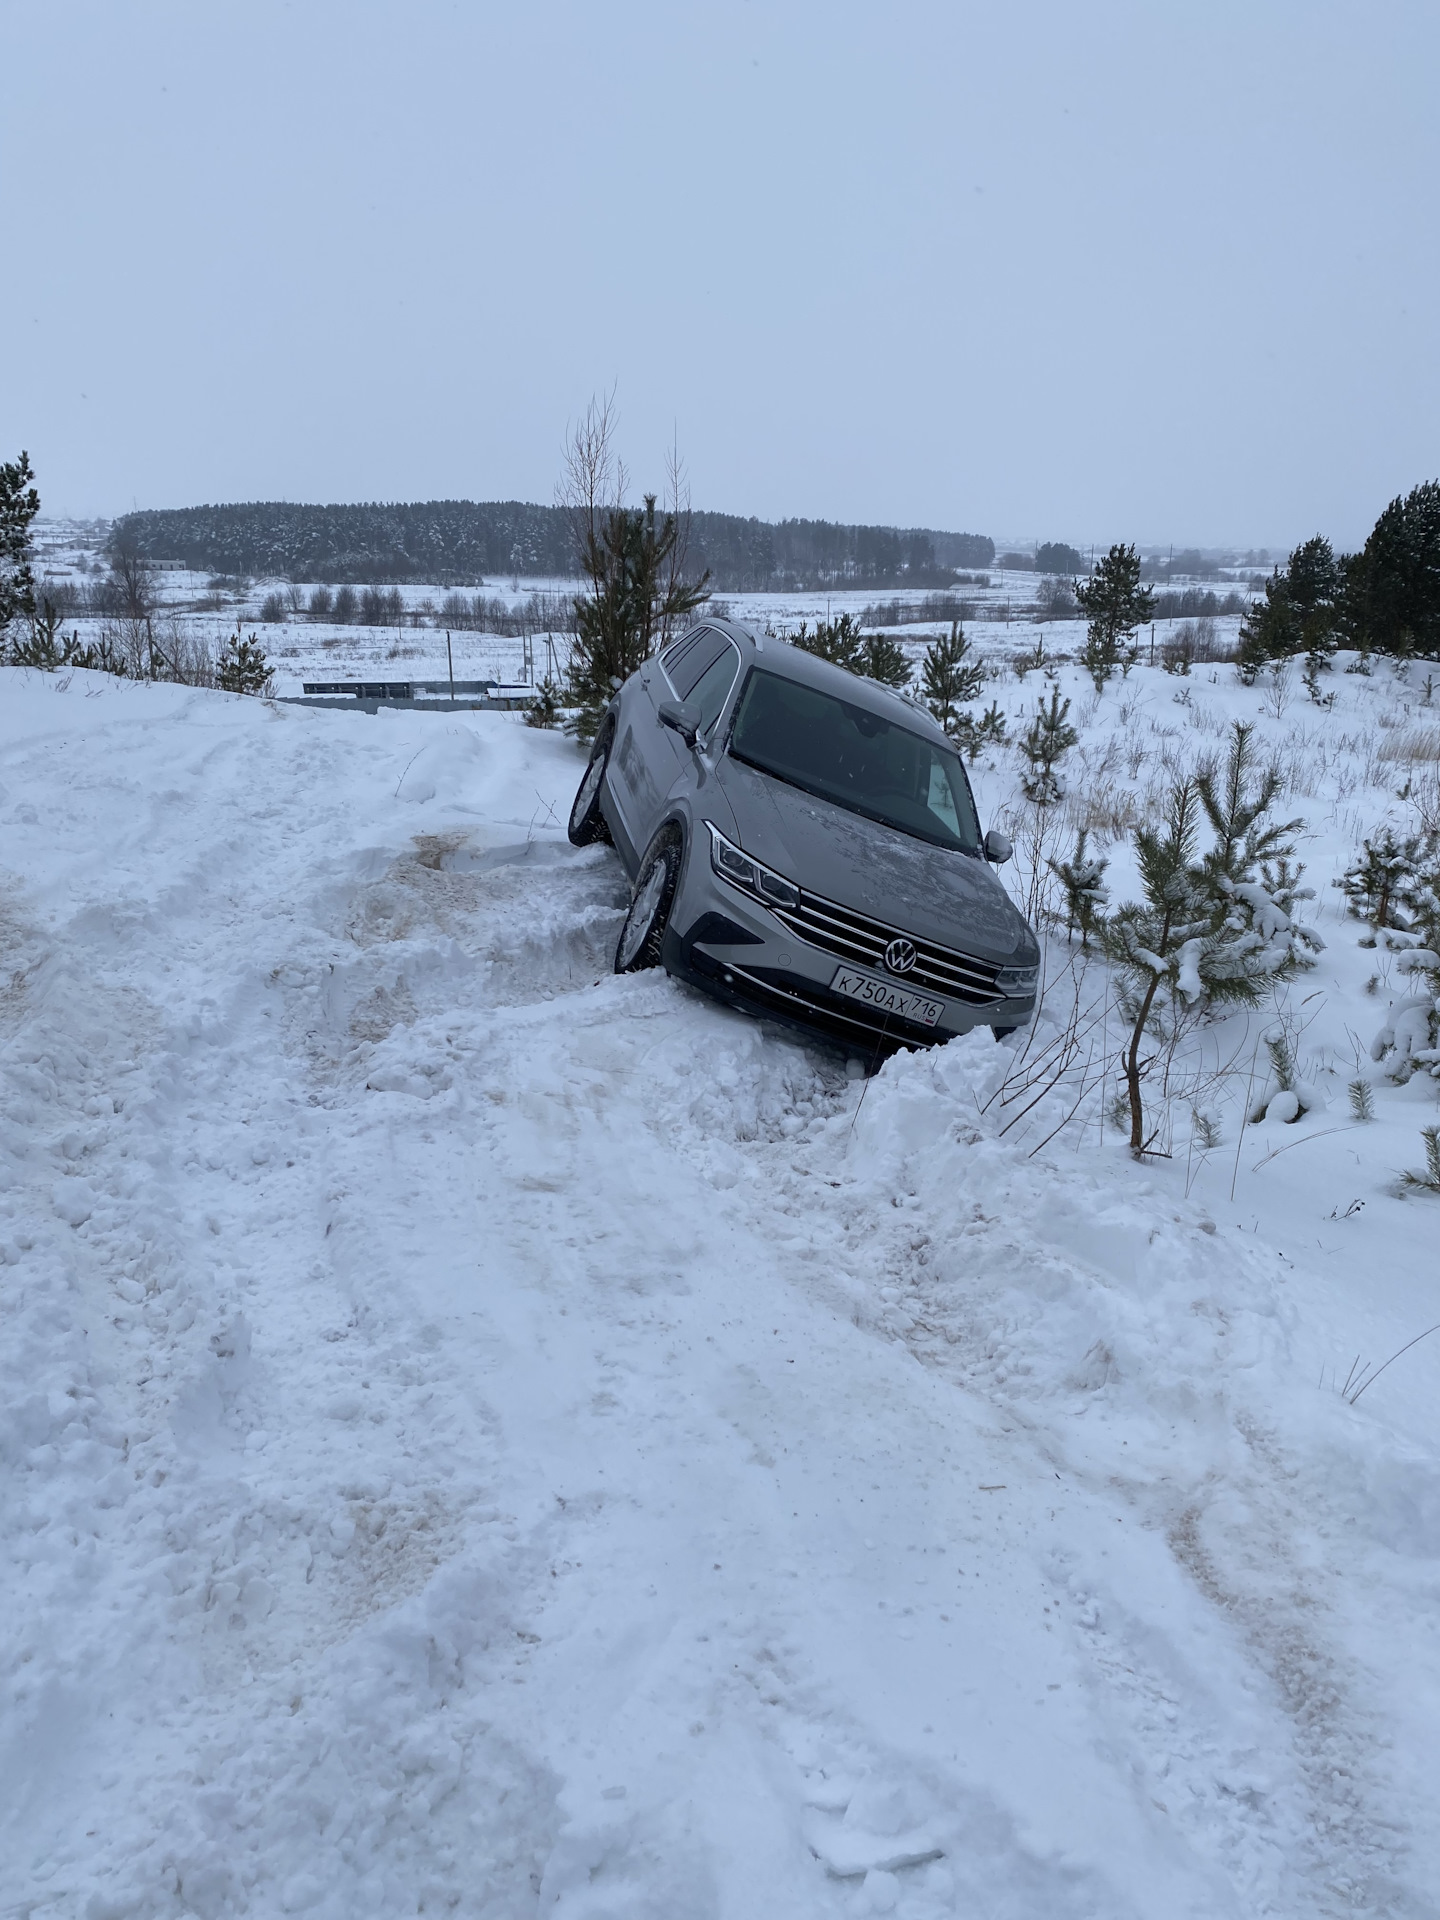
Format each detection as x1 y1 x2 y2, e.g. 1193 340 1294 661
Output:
568 723 614 846
615 828 683 973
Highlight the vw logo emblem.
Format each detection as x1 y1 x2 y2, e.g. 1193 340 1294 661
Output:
883 937 917 975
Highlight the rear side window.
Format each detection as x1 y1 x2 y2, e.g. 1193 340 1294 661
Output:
686 641 741 736
662 627 729 700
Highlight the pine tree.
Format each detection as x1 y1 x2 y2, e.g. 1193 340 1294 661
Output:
1046 828 1110 945
1346 480 1440 658
921 621 985 735
1236 536 1343 677
0 450 40 654
217 625 272 695
859 632 912 688
787 614 913 689
1075 543 1155 690
787 613 865 673
566 494 711 740
1019 686 1077 803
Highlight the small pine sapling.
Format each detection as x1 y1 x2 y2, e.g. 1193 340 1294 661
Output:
1364 838 1440 1085
1013 636 1049 680
1191 1107 1223 1150
1248 1027 1322 1123
1046 828 1111 945
1197 723 1322 983
1100 762 1317 1155
1302 653 1336 708
951 702 1008 757
525 676 562 728
922 621 985 734
217 624 272 695
1400 1125 1440 1195
1334 826 1437 932
1348 1077 1376 1121
1019 687 1078 804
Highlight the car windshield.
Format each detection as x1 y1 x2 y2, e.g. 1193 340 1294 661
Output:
727 667 982 854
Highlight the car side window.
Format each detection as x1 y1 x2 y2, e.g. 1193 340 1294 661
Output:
686 642 741 738
663 627 729 701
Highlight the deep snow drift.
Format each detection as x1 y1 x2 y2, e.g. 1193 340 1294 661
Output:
3 667 1439 1919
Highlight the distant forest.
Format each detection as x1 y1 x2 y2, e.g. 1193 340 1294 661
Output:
108 500 995 592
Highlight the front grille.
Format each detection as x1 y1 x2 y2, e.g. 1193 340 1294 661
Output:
769 888 1003 1005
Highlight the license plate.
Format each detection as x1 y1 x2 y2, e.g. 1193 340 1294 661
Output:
830 965 945 1027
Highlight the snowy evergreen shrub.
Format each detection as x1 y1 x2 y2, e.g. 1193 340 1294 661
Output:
217 625 273 695
1369 995 1440 1084
1095 740 1319 1154
1019 687 1078 804
1197 724 1321 981
524 676 562 729
1334 826 1439 931
1248 1028 1323 1124
1046 828 1110 945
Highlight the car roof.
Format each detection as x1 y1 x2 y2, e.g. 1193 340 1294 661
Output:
696 617 948 742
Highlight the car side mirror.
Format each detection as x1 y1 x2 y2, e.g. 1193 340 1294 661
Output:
658 699 701 747
984 828 1013 864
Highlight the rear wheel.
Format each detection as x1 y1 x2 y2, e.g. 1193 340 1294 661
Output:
615 828 683 973
568 723 614 846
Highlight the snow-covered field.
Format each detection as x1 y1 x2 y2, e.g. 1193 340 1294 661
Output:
4 647 1440 1918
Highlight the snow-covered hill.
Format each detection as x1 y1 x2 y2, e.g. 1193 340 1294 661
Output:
3 667 1438 1918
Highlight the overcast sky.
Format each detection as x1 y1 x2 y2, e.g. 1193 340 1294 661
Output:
3 1 1436 549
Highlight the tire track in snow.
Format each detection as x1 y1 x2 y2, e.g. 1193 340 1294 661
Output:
744 1047 1428 1917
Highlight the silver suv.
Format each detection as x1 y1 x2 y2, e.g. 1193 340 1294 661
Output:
568 619 1039 1054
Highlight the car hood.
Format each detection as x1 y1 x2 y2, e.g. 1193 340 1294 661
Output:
713 753 1034 963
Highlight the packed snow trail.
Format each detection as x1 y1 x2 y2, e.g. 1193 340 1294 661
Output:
1 671 1437 1918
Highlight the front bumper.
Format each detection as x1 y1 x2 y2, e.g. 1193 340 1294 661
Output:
664 866 1035 1053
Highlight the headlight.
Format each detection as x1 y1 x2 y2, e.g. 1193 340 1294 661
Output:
995 963 1038 997
706 822 801 911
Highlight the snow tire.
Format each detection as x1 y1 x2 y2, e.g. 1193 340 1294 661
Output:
615 827 683 974
568 723 615 847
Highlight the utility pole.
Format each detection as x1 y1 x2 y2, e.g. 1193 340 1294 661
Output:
446 630 455 705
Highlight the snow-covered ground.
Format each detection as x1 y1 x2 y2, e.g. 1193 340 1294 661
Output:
4 654 1440 1918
